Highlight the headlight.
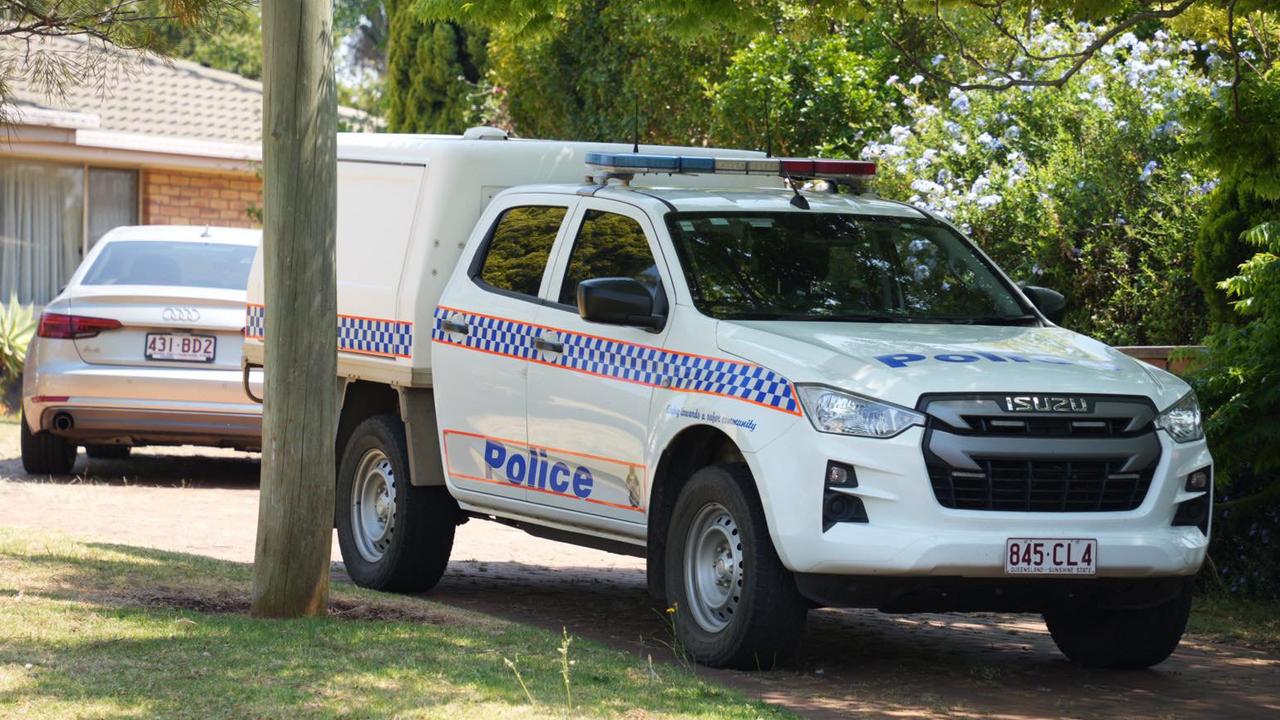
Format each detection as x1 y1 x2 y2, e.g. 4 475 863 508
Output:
1155 392 1203 443
797 385 924 438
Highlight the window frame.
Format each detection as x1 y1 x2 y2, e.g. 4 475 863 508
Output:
543 198 675 317
86 166 141 250
467 200 576 306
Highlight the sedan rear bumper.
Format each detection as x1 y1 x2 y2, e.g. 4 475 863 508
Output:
35 404 259 443
33 404 261 450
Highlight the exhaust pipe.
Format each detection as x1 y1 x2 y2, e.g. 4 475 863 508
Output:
52 412 74 432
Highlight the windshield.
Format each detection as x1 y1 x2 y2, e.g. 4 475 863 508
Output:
665 212 1033 324
82 241 257 291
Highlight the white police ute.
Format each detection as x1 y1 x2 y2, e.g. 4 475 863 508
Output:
243 128 1212 670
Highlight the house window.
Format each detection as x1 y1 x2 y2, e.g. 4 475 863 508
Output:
0 160 141 305
0 158 85 305
88 167 140 249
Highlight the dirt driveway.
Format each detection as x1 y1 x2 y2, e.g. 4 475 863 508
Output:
0 429 1276 719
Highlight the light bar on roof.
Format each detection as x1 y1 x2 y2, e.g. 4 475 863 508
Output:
584 152 876 182
780 159 877 180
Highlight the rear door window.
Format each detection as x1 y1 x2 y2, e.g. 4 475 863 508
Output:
476 205 568 298
81 241 257 290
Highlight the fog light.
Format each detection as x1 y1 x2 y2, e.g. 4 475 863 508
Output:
1186 468 1211 492
825 460 856 487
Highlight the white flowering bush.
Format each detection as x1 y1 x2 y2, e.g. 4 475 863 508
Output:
857 25 1224 345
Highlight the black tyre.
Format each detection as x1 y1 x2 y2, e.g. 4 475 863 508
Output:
664 463 808 669
1044 579 1193 669
86 444 131 460
20 412 77 475
336 414 457 593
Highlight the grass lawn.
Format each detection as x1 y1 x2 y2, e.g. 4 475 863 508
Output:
0 529 790 719
1189 593 1280 655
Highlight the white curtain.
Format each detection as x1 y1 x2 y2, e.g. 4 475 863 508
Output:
0 158 85 305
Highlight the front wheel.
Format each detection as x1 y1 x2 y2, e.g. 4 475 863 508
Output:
1044 579 1193 669
335 414 457 593
664 463 807 669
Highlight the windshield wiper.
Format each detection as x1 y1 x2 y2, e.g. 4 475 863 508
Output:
799 313 926 323
929 314 1040 326
720 312 1039 325
735 312 931 323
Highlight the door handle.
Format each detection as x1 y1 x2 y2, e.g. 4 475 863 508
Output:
442 319 469 335
534 336 563 354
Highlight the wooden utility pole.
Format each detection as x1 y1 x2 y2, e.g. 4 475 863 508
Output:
250 0 338 617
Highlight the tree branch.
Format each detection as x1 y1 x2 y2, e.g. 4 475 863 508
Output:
885 0 1199 93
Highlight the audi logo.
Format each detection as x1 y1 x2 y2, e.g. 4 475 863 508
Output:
162 307 201 323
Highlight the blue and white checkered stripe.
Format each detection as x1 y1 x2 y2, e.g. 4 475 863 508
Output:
245 304 265 339
245 304 413 358
433 306 800 415
339 316 413 358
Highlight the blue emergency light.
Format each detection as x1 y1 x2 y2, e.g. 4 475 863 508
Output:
584 152 876 181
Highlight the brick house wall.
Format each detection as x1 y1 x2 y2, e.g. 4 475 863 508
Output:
141 168 262 228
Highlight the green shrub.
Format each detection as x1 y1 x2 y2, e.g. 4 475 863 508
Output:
487 1 727 144
0 294 36 391
705 33 892 157
1184 65 1280 598
1193 221 1280 597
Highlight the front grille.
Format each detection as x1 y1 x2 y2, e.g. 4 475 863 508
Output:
920 394 1161 513
960 416 1134 437
928 458 1153 512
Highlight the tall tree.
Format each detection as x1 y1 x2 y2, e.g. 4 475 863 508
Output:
385 0 488 133
251 0 338 618
484 0 730 144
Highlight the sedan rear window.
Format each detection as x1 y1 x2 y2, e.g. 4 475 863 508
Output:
81 241 257 290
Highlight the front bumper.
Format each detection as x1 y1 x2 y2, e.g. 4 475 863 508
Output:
747 421 1212 580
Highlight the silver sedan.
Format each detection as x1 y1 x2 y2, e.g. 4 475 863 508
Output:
21 225 263 474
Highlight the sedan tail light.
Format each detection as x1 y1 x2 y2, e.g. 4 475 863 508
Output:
37 312 123 339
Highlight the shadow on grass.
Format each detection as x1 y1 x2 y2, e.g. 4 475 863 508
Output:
0 536 785 719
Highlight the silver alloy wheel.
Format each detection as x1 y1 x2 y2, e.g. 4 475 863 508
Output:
351 448 397 563
683 502 743 633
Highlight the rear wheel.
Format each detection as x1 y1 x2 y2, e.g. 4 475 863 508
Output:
664 463 807 669
86 445 131 460
336 414 457 593
20 412 77 475
1044 579 1193 669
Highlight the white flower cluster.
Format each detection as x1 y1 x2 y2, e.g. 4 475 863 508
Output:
863 21 1221 223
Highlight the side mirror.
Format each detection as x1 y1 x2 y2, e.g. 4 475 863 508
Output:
1021 285 1066 324
577 277 665 331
